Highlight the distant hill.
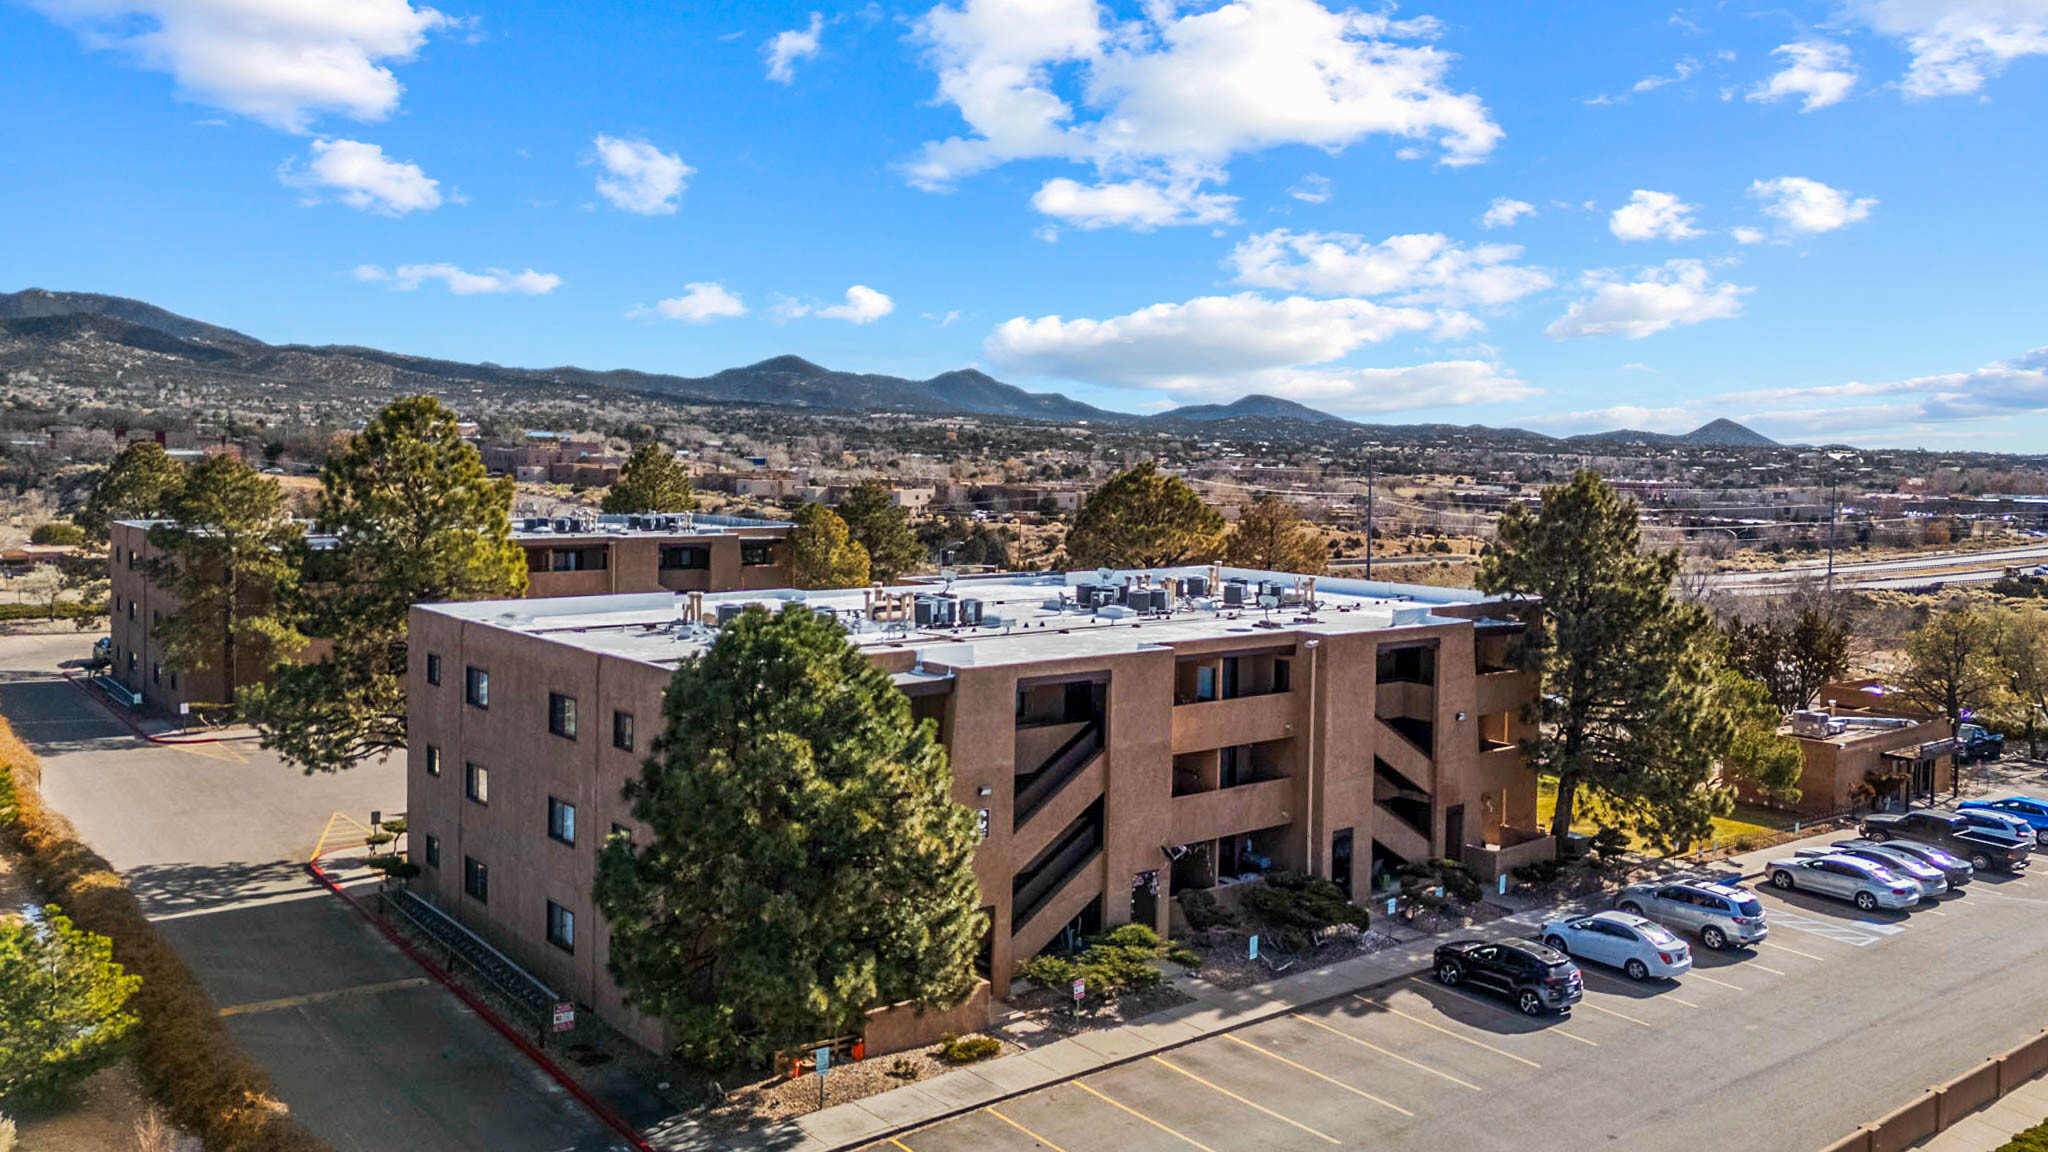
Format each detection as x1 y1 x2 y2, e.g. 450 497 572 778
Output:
1153 394 1350 425
0 288 258 346
1572 418 1778 448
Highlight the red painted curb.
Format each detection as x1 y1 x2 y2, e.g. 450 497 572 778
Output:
304 860 655 1152
60 670 227 744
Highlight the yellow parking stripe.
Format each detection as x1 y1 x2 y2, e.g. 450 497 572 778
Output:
1222 1034 1414 1116
1150 1056 1342 1144
1403 977 1598 1045
889 1140 915 1152
1072 1082 1218 1152
218 977 430 1016
1288 1012 1484 1090
984 1109 1065 1152
1354 996 1541 1068
1687 971 1744 991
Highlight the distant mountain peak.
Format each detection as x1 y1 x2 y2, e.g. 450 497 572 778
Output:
1153 394 1350 425
0 288 259 346
1570 418 1778 448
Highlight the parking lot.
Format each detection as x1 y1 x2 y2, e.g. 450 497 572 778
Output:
871 856 2048 1152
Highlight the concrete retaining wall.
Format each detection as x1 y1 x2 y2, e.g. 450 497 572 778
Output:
862 981 993 1056
1821 1029 2048 1151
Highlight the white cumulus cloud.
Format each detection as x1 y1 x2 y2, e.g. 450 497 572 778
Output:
592 134 692 215
1287 174 1333 203
1748 40 1858 110
1544 259 1749 340
278 138 444 215
779 285 896 324
1227 229 1552 311
1716 347 2048 422
764 12 824 83
1633 56 1700 92
1850 0 2048 97
907 0 1499 228
355 264 560 295
1030 177 1237 229
1479 197 1535 229
1747 176 1876 236
1609 189 1703 241
630 282 747 322
26 0 450 132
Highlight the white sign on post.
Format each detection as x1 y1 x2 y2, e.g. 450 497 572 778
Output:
551 1002 575 1032
1386 897 1398 916
1070 977 1086 1003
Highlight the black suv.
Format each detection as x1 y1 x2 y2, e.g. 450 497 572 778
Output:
1432 937 1583 1016
1860 810 2032 874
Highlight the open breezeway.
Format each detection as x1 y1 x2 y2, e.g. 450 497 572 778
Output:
872 865 2048 1152
0 632 628 1152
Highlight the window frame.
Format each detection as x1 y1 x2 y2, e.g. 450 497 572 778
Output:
465 762 490 805
546 900 575 953
465 666 489 709
548 692 578 740
612 710 634 752
462 856 489 903
425 652 441 686
423 833 440 868
547 796 577 846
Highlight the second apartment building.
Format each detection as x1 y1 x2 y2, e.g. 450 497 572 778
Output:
406 566 1546 1052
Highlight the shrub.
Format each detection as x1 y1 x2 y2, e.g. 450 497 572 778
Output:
1177 887 1238 931
0 905 141 1107
1587 827 1631 865
28 522 86 547
1018 925 1165 998
1241 869 1369 951
0 745 329 1151
1164 942 1202 968
0 1111 13 1152
1098 923 1161 951
1399 859 1482 907
1511 859 1562 885
936 1033 1001 1064
1997 1116 2048 1152
1730 835 1758 854
1017 955 1078 991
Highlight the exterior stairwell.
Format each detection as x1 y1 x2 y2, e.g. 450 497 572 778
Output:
1014 720 1103 830
1010 752 1105 868
1374 753 1434 864
1009 801 1105 961
1373 715 1434 784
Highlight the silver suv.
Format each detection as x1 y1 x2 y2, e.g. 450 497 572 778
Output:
1616 879 1768 951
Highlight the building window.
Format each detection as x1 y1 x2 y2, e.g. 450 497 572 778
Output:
741 541 774 566
426 653 441 685
659 545 710 571
424 834 440 868
151 609 159 630
465 666 489 708
465 762 489 805
549 692 577 739
425 745 441 777
151 662 161 685
169 673 178 691
612 710 634 752
548 797 577 845
463 856 489 902
546 900 575 952
127 601 136 621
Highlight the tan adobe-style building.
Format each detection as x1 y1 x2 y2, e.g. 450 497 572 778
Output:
1746 679 1957 817
404 566 1547 1053
107 512 792 714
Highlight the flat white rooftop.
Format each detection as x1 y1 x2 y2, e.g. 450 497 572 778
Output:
422 567 1514 671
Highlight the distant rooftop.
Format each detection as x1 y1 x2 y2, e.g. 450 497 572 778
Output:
420 566 1509 671
512 512 792 541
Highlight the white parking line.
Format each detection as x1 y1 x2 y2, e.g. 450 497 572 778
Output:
1687 972 1744 992
1748 963 1788 976
1759 909 1890 946
1758 941 1827 961
1578 968 1698 1009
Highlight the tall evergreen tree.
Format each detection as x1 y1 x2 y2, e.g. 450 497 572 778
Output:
0 907 140 1106
1479 471 1798 849
78 441 185 540
148 454 302 706
1987 607 2048 758
786 503 870 589
594 605 983 1067
1223 495 1328 574
246 397 526 772
1064 461 1224 569
1725 600 1852 714
836 479 924 581
601 442 698 514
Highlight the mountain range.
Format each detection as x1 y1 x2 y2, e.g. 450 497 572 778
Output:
0 288 1779 447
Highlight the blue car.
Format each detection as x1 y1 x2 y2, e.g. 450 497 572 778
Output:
1960 797 2048 846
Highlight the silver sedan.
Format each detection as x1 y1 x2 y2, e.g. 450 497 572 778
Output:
1539 910 1693 980
1767 854 1921 912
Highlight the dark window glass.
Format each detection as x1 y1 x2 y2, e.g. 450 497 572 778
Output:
549 692 577 739
466 762 489 805
612 710 634 751
741 541 774 566
463 857 489 902
424 834 440 868
659 545 710 570
548 797 577 845
465 666 489 708
425 745 441 777
426 653 441 685
546 901 575 952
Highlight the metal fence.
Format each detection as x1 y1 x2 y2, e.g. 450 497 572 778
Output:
379 887 561 1035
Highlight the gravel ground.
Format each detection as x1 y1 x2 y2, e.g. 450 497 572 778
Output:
699 1035 1021 1131
992 982 1196 1045
1182 926 1403 991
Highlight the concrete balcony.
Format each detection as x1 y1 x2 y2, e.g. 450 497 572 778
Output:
1376 680 1435 721
1171 692 1295 755
525 569 611 598
1475 668 1533 717
1169 777 1294 845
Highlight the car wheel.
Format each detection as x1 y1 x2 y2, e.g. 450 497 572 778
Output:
1544 934 1568 952
1517 990 1545 1016
1854 891 1878 912
1618 901 1644 915
1772 870 1795 890
1624 958 1650 981
1868 830 1889 842
2036 831 2047 847
1436 959 1464 986
1701 925 1727 951
1971 852 1993 872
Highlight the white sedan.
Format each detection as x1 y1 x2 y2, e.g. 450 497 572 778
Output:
1540 910 1693 980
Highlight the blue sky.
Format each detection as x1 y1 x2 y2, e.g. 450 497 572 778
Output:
3 0 2046 449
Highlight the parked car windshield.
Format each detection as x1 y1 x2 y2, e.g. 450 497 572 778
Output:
1734 897 1763 916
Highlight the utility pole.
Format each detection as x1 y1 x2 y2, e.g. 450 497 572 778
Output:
1364 445 1376 579
1825 468 1839 595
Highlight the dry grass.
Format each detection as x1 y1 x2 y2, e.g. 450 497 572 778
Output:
0 720 329 1152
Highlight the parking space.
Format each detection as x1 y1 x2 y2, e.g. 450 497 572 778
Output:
882 850 2048 1152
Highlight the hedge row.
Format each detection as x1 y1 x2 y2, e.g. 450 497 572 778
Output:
0 601 101 622
0 721 330 1152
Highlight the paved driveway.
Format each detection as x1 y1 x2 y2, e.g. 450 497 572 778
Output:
0 632 626 1152
870 861 2048 1152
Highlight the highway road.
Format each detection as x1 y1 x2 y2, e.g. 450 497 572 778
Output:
1709 543 2048 593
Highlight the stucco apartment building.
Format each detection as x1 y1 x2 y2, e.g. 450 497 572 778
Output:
405 566 1544 1052
107 513 791 713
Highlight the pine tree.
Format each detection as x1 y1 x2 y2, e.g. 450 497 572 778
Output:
594 605 983 1067
836 479 924 582
246 396 526 772
147 454 302 707
1223 495 1327 574
78 441 186 540
786 503 871 589
0 907 140 1107
1897 600 1997 729
1064 461 1224 569
602 442 698 514
1480 471 1798 850
1724 598 1852 714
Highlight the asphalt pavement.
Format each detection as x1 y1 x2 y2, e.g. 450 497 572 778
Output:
0 631 628 1152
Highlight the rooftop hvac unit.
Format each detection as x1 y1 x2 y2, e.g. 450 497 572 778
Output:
979 613 1005 629
1257 593 1281 609
1074 582 1105 608
1096 603 1134 619
715 602 748 627
914 596 958 628
1789 709 1832 738
1145 588 1168 613
522 517 551 532
1182 574 1210 598
1222 580 1247 607
958 598 983 627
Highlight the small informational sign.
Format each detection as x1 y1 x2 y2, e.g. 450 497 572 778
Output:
1387 897 1398 916
1499 874 1509 896
1248 934 1260 961
976 808 991 841
178 702 190 716
814 1045 831 1076
1070 977 1086 1003
551 1002 575 1032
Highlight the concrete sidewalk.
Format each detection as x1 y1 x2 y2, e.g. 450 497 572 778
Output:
656 833 1834 1152
1915 1075 2048 1151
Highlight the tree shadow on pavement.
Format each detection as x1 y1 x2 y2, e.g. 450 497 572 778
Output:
123 858 317 917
